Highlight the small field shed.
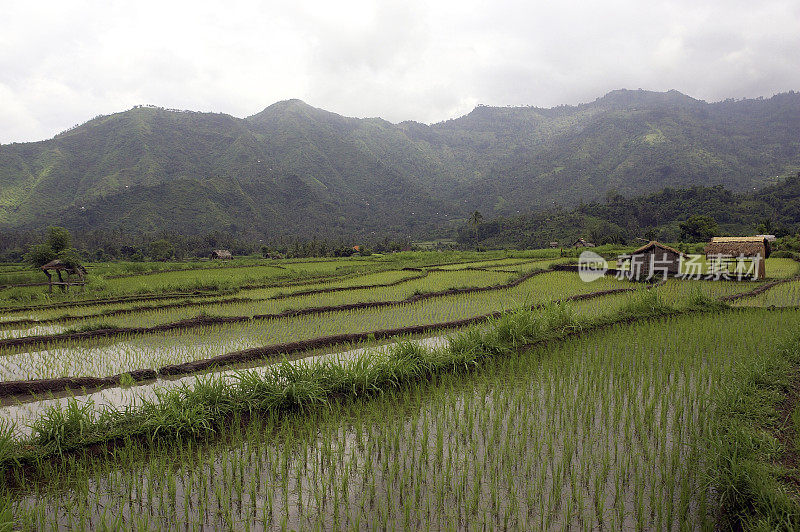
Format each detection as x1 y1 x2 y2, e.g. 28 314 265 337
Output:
41 259 87 292
619 241 685 280
210 249 233 260
704 237 770 279
573 238 595 248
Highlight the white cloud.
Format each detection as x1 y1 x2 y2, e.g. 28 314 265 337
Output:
1 0 798 143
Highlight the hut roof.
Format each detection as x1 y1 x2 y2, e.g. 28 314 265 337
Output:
705 236 770 258
211 249 233 259
40 259 61 270
40 259 87 274
630 241 685 257
709 236 768 243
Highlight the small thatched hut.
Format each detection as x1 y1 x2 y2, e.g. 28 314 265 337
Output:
619 241 685 280
704 236 770 279
210 249 233 260
41 259 87 292
573 238 595 248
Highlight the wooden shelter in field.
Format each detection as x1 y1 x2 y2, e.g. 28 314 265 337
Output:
41 259 87 292
618 241 685 280
704 236 770 279
210 249 233 260
572 238 595 248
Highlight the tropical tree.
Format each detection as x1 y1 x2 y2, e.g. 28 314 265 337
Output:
679 215 718 243
23 244 56 268
149 239 176 261
468 211 483 243
46 226 72 253
23 226 82 269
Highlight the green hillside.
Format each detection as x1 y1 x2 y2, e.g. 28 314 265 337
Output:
440 90 800 213
1 89 798 237
463 171 800 248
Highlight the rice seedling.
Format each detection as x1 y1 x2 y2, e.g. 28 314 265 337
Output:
657 277 759 300
2 250 797 530
0 271 631 381
765 257 800 279
484 258 568 272
0 253 508 316
0 324 69 340
6 269 512 333
100 263 311 294
0 256 390 311
7 307 800 529
732 279 800 307
0 269 45 286
436 257 548 270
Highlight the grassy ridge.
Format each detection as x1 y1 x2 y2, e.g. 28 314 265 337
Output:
713 333 800 529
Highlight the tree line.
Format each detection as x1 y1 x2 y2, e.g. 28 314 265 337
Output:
1 228 413 265
456 172 800 251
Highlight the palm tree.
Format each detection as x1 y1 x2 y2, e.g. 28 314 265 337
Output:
468 211 483 243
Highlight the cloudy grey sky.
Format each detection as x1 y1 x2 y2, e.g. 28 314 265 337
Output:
2 0 799 144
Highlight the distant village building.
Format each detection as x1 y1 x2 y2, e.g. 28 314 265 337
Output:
210 249 233 260
617 241 685 280
704 236 770 279
549 242 560 248
573 238 595 248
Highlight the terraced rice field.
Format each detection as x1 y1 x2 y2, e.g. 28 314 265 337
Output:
0 271 630 380
1 252 798 530
732 279 800 307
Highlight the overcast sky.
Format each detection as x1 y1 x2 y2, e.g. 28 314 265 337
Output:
2 0 798 144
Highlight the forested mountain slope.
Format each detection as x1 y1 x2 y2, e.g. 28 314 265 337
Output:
1 89 798 238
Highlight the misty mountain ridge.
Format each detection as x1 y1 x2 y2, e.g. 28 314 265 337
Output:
1 88 798 238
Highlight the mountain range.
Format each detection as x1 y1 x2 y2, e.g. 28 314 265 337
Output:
1 89 799 238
